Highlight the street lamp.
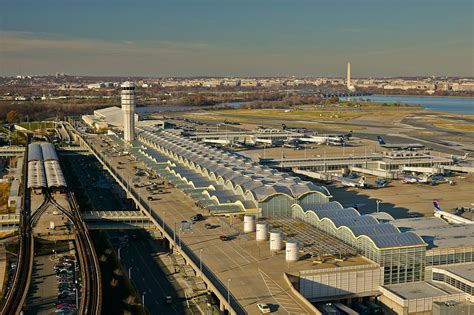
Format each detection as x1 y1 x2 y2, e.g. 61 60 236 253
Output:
199 249 203 275
74 280 79 307
162 210 165 231
118 247 121 260
142 292 146 306
227 278 232 308
376 200 382 213
128 267 133 280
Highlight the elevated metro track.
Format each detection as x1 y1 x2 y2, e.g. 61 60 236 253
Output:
1 140 32 315
1 141 101 314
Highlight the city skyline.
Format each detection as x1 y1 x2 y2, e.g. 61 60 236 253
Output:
0 0 473 77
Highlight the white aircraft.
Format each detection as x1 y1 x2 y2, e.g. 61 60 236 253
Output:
299 132 351 146
398 173 431 184
433 200 473 224
331 175 366 188
377 136 425 150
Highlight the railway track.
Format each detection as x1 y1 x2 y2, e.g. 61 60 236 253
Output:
50 193 101 314
1 141 32 315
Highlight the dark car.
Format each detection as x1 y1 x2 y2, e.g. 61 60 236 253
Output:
191 213 204 222
219 235 228 241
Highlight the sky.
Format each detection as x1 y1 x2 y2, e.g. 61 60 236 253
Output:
0 0 473 77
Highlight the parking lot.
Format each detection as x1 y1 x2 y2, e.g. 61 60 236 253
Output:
24 241 78 315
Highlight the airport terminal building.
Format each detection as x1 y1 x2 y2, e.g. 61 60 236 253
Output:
134 127 432 285
80 122 473 314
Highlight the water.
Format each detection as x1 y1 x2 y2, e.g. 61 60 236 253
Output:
342 95 474 115
137 97 473 115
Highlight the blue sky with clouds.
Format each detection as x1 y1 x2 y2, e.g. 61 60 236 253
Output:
0 0 472 76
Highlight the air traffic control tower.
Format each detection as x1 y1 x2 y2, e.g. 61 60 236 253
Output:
121 81 135 142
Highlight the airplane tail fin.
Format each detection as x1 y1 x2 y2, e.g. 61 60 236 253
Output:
377 136 386 145
433 199 441 212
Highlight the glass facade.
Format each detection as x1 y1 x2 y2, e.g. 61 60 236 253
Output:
426 248 474 266
293 206 427 285
260 194 294 217
380 247 425 285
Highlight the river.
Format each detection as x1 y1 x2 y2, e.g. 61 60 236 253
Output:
342 95 474 115
137 97 473 115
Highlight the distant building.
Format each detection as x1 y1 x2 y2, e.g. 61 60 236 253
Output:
81 105 138 132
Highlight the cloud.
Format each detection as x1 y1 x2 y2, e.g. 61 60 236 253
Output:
338 27 366 33
0 31 208 55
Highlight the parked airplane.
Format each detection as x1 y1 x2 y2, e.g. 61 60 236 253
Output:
377 136 425 150
451 153 469 163
299 131 352 146
331 175 366 188
433 200 473 224
398 173 431 184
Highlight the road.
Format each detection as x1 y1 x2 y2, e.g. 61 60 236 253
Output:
112 231 195 314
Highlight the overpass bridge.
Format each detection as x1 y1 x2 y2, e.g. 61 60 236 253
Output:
82 210 156 230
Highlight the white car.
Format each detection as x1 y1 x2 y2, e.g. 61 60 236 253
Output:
257 303 271 313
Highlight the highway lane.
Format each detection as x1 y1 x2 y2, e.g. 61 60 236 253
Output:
113 231 188 315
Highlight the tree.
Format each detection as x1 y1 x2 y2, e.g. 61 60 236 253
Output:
6 110 19 123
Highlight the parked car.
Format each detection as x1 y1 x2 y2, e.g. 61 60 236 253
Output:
257 303 271 313
191 213 204 222
219 235 228 241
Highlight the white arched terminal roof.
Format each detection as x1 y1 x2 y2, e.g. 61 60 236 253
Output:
292 203 426 250
137 127 330 208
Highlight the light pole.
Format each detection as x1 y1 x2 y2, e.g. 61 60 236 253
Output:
128 267 133 280
174 222 177 245
162 210 165 231
199 249 203 275
227 278 232 308
118 247 121 260
376 200 382 213
142 292 146 306
74 280 79 307
52 249 56 260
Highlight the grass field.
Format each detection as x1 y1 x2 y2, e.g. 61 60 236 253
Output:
187 102 424 130
18 122 55 130
420 117 474 132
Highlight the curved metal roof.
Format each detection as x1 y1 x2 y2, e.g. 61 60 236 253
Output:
299 201 344 212
40 143 58 161
293 204 426 249
370 232 425 248
28 143 43 162
44 160 67 188
27 161 46 188
138 128 330 203
250 184 293 201
330 215 379 228
350 223 400 237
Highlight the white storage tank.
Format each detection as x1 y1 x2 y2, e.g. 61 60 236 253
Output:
270 231 283 251
243 215 256 233
285 240 299 261
256 223 268 241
